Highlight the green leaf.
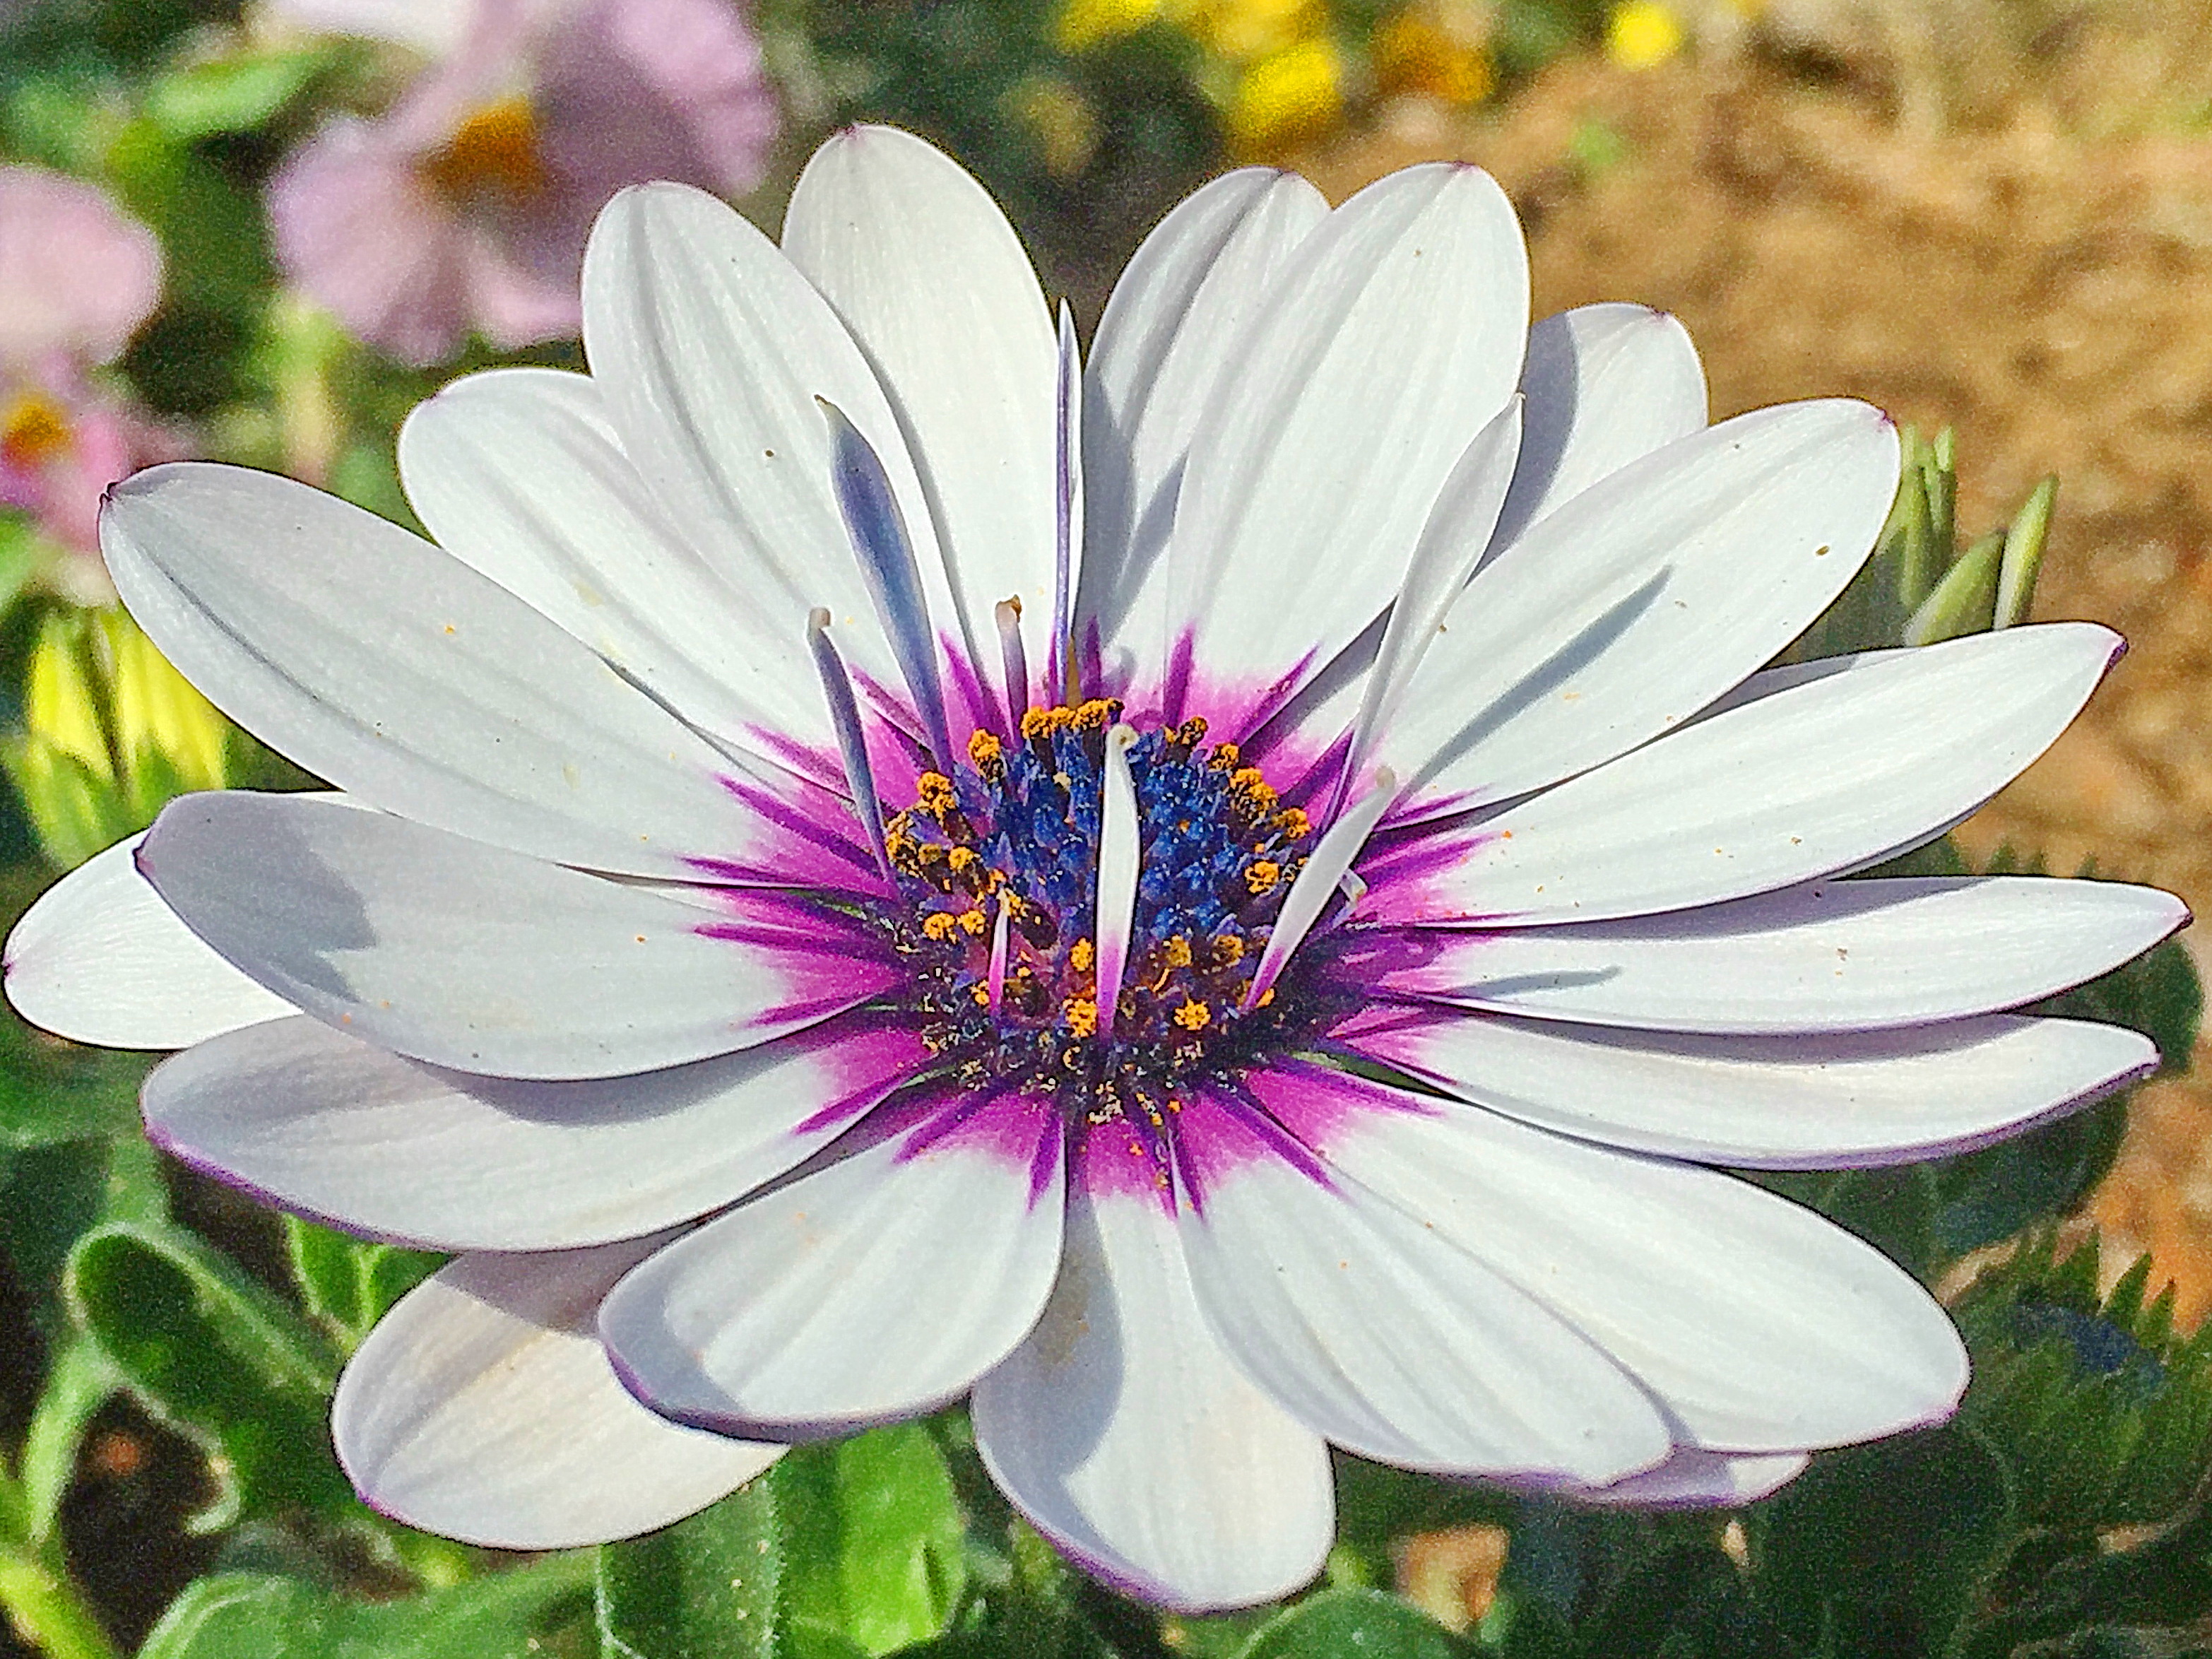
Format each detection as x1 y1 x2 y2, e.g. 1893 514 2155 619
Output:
1233 1589 1472 1658
1994 477 2057 628
1755 1422 2013 1658
18 1335 117 1548
0 1000 153 1150
1574 1545 1792 1659
1332 1455 1518 1551
1903 529 2006 646
283 1217 442 1352
1818 1164 1941 1280
596 1477 781 1659
138 1557 596 1658
102 117 272 312
0 1131 165 1339
66 1220 348 1526
143 46 336 139
779 1424 969 1655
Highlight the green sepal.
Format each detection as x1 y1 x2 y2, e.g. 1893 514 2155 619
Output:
1903 529 2006 645
65 1220 350 1528
1995 476 2058 627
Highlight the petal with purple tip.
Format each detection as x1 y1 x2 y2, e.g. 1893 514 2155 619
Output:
1336 1003 2153 1171
137 791 892 1080
142 1011 928 1251
334 1239 782 1549
599 1086 1063 1439
5 830 292 1051
1246 1060 1970 1454
972 1137 1333 1614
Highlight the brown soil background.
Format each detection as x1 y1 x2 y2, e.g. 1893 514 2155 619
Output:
1301 54 2212 1321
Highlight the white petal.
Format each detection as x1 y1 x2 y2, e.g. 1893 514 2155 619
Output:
5 831 291 1049
142 1012 928 1249
600 1089 1063 1436
1366 623 2121 927
1492 303 1708 551
100 463 789 882
1078 169 1328 671
1173 1090 1669 1483
1354 875 2187 1033
1384 401 1900 817
1548 1448 1807 1510
137 791 892 1080
1248 1061 1968 1453
1344 1005 2155 1169
783 126 1055 663
1169 164 1527 712
579 181 947 700
334 1240 781 1549
399 367 834 760
972 1175 1333 1613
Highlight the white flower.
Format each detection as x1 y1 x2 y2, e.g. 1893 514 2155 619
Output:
5 127 2183 1612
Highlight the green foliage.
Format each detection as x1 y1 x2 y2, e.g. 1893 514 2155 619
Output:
281 1217 442 1356
1793 427 2059 661
136 1555 597 1658
596 1424 969 1659
66 1220 352 1527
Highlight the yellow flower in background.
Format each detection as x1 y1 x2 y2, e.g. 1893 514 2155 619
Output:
1055 0 1164 52
1607 0 1685 67
1373 5 1496 105
1189 0 1323 62
1227 35 1344 158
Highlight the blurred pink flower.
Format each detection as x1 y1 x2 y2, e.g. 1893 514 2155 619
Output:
268 0 779 365
0 167 178 598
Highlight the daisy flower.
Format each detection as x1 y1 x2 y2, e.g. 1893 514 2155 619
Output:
266 0 778 365
6 126 2184 1611
0 165 180 600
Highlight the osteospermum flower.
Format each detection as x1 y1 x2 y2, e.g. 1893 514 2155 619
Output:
267 0 777 365
0 165 179 598
7 127 2187 1610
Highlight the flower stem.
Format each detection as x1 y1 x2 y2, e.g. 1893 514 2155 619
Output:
0 1545 119 1659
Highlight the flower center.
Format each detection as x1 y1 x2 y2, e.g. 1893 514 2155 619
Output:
422 95 548 205
885 699 1318 1111
1 393 71 470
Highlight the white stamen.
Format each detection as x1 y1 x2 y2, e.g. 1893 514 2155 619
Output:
1093 723 1142 1044
996 596 1029 736
1332 398 1522 823
1052 302 1084 704
805 608 891 882
1246 767 1395 1010
986 897 1012 1013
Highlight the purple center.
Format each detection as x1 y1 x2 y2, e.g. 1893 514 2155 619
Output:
880 699 1323 1123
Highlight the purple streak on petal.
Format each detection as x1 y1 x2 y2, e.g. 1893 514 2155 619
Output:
1237 1054 1442 1159
0 167 163 364
697 770 888 895
940 630 1005 746
1072 1114 1177 1215
897 1085 1064 1207
1352 817 1510 928
1169 1082 1338 1216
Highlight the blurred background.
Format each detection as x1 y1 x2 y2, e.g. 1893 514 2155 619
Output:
3 0 2212 1651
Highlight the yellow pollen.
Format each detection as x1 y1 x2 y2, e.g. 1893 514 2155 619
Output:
1068 937 1096 974
914 771 955 813
1256 986 1277 1008
1209 742 1241 771
1073 697 1116 730
1212 933 1245 964
422 95 548 203
971 982 992 1005
1246 859 1282 895
922 912 958 941
947 846 980 875
1065 996 1098 1038
1022 706 1075 741
1162 935 1193 969
957 908 988 935
1274 806 1311 840
1 394 71 468
1172 998 1212 1032
967 728 1003 769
